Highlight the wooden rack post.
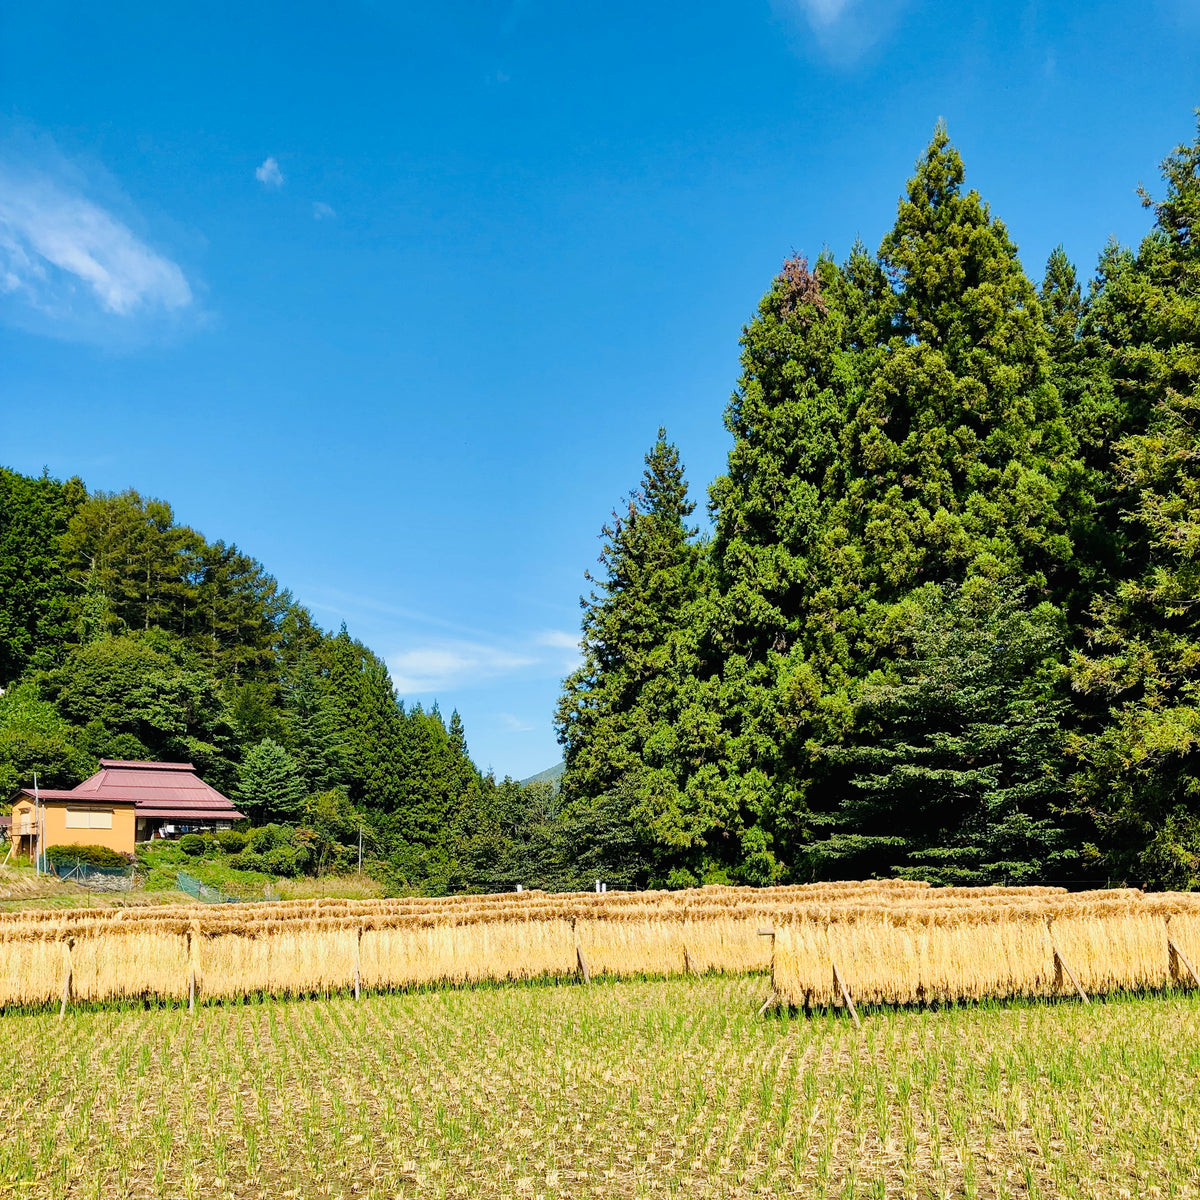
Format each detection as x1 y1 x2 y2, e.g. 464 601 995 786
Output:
354 927 363 1000
58 938 74 1019
1047 920 1089 1005
1167 920 1200 988
831 960 861 1029
756 928 776 1015
572 917 590 984
187 921 200 1014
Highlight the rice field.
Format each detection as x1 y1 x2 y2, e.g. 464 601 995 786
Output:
1 975 1198 1199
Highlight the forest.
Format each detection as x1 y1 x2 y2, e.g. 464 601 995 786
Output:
0 468 593 892
3 118 1199 893
556 120 1200 893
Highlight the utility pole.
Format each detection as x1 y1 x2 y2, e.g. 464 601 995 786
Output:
358 825 363 873
33 772 41 876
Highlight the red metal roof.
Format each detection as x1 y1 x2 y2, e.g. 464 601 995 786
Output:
14 788 121 803
16 760 245 822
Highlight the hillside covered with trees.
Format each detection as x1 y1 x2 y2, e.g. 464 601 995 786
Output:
0 475 586 891
6 119 1199 895
556 120 1200 892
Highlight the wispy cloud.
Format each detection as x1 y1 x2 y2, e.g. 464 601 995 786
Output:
255 156 284 187
312 200 336 220
772 0 910 64
498 713 536 733
535 630 580 651
0 140 195 342
800 0 855 23
389 640 537 694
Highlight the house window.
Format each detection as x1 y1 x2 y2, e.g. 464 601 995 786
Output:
65 808 114 830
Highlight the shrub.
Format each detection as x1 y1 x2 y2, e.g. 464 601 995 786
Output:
46 844 134 868
215 829 247 853
247 824 291 853
231 850 267 874
178 833 207 857
665 867 698 890
263 845 301 877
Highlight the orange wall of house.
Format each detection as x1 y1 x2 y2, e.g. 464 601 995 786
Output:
10 800 136 855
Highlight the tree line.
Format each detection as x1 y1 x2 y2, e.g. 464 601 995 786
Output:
0 477 588 890
6 118 1198 894
555 120 1200 892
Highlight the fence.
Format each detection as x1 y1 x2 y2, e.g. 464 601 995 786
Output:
176 871 280 905
51 858 135 893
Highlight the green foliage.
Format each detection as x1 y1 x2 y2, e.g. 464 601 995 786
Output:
45 844 133 868
42 634 235 783
177 833 207 857
234 738 306 824
556 431 710 870
303 788 363 875
215 829 248 853
0 681 96 795
811 583 1077 884
1068 119 1200 887
0 468 86 682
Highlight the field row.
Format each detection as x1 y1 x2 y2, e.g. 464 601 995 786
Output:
2 976 1198 1199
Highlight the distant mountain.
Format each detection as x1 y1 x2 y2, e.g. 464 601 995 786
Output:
520 761 565 787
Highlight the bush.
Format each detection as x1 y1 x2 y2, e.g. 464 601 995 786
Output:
263 846 300 877
230 850 267 874
247 824 290 853
665 867 698 890
178 833 207 857
46 844 133 868
215 829 247 853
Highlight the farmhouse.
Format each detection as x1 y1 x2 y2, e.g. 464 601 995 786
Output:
9 759 245 859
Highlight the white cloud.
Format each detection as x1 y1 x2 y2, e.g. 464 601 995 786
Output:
772 0 910 64
389 640 537 694
0 157 193 335
255 156 284 187
499 713 536 733
312 201 336 220
536 630 580 650
799 0 855 24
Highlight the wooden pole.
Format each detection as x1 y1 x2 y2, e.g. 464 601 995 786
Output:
683 946 697 978
58 939 74 1019
188 921 200 1014
831 960 861 1029
1168 932 1200 988
576 943 591 985
1046 922 1090 1004
354 927 362 1000
757 928 777 1014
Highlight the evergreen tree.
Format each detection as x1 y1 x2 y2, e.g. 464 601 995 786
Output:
1070 120 1200 887
1040 247 1125 612
858 124 1074 593
284 656 342 794
235 737 306 824
811 583 1076 884
699 126 1079 880
556 431 712 870
0 468 86 682
350 660 408 812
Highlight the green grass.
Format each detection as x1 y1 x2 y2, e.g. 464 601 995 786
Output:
0 975 1197 1198
135 839 278 899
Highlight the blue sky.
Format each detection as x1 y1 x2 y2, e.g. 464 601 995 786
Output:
1 1 1197 779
